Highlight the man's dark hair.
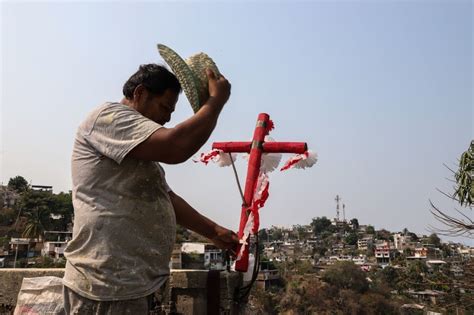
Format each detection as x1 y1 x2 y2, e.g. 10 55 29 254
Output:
123 64 181 99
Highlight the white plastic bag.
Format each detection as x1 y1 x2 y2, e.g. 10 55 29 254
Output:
14 276 64 315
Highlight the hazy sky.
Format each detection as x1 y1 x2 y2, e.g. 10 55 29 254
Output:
1 1 472 244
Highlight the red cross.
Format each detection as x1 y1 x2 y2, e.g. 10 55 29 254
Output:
212 113 307 272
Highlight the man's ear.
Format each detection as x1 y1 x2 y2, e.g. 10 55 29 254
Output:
133 84 148 103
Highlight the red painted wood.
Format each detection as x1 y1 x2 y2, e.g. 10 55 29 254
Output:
263 142 307 153
213 141 307 154
210 113 308 272
234 113 269 272
212 142 251 152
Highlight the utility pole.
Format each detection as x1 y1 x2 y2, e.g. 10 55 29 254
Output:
13 243 18 268
335 195 341 222
343 203 346 222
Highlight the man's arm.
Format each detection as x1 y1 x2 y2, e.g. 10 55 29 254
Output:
169 191 238 253
128 70 231 164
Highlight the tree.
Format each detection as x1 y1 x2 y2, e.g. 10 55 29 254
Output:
322 261 369 293
455 141 474 206
22 207 49 240
428 233 441 247
345 231 358 246
366 225 375 234
408 232 419 241
430 141 473 237
258 228 269 242
8 176 29 193
49 192 73 231
376 229 391 241
270 228 283 241
14 190 53 232
350 218 359 230
311 216 333 235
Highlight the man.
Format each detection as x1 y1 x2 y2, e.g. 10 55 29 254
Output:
63 64 237 314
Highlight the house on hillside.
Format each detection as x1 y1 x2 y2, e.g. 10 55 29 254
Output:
0 186 20 208
374 241 396 266
393 233 413 253
41 231 73 261
31 185 53 193
181 242 226 270
256 261 280 290
357 237 373 251
9 238 41 259
42 241 67 260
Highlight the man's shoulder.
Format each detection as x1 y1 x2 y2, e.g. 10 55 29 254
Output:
83 102 130 121
78 102 135 134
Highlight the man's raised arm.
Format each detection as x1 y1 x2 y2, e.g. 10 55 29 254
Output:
128 70 231 164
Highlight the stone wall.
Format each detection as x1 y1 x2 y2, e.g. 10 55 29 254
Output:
0 269 243 314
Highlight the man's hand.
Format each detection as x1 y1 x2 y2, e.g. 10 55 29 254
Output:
210 225 239 257
206 69 231 111
170 191 239 256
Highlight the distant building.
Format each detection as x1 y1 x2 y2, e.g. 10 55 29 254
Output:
357 225 369 234
407 289 445 305
181 242 226 270
457 247 474 259
41 231 72 260
31 185 53 193
393 233 412 252
42 241 67 260
0 186 20 208
169 245 182 269
413 245 438 259
374 241 395 265
256 261 280 290
331 218 346 229
357 237 373 251
9 238 41 259
352 255 367 265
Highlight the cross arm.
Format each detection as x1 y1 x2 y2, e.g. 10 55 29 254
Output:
212 141 307 154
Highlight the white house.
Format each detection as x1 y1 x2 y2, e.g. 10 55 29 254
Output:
181 242 226 270
42 241 68 259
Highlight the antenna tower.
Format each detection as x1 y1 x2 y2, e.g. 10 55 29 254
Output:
335 195 341 221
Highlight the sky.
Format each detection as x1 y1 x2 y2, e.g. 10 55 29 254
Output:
1 1 472 245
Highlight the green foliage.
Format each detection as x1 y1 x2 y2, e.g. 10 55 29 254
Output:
454 141 473 206
408 232 419 241
350 218 359 230
375 229 391 241
290 260 314 275
366 225 375 234
15 190 74 235
428 233 441 247
344 231 358 245
322 261 369 293
249 286 281 314
0 236 9 248
0 207 16 226
8 176 29 193
403 247 413 256
33 256 66 268
376 266 399 290
358 292 399 315
22 207 49 239
311 216 334 236
49 192 73 231
175 225 190 244
269 228 282 241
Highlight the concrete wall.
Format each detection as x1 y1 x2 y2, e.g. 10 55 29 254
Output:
0 269 243 315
